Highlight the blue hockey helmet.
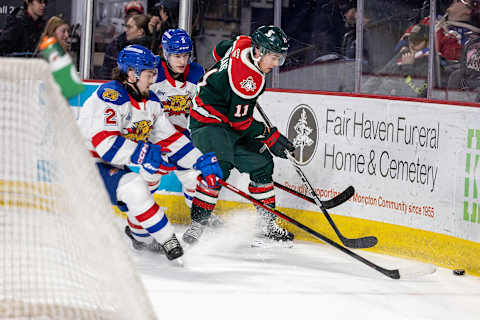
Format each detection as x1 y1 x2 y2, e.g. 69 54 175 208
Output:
161 28 193 60
117 44 157 77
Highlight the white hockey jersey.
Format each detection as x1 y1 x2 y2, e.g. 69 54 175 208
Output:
78 80 202 169
150 60 204 131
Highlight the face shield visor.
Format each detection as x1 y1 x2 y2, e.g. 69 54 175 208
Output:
258 46 287 66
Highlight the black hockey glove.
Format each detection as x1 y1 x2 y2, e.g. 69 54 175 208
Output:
260 127 295 159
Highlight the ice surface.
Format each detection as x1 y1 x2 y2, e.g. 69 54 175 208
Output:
125 211 479 320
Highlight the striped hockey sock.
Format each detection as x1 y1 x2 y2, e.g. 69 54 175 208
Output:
133 202 174 244
127 218 154 243
191 183 220 222
248 181 275 208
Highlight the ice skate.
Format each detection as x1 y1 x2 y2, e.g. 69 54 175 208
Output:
182 220 207 244
162 233 184 260
125 226 164 254
208 213 224 228
256 209 294 242
252 217 294 249
262 219 294 242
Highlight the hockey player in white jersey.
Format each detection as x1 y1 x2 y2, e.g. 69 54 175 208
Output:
151 29 221 220
152 29 201 134
78 44 223 260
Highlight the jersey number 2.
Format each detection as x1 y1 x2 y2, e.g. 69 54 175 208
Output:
104 108 117 125
234 104 249 117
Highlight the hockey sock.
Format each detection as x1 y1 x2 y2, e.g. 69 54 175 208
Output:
191 183 221 223
248 181 275 207
249 181 277 223
133 202 174 244
127 218 155 244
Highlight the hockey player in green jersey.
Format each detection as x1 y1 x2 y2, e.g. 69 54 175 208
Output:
183 25 295 244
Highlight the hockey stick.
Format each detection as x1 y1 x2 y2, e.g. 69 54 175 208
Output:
216 178 400 280
274 181 354 209
256 103 378 249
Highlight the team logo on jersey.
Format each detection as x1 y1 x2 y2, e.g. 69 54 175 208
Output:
102 88 120 101
162 95 192 116
240 76 256 92
287 104 318 166
123 120 152 142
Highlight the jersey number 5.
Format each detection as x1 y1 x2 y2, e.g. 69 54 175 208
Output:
234 104 249 117
104 108 117 125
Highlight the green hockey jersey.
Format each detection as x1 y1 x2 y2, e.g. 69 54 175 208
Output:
189 36 266 139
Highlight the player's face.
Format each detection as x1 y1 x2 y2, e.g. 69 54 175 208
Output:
136 70 156 95
55 24 70 50
258 52 283 74
167 53 190 74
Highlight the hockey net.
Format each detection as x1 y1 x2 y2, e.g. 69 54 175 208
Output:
0 58 156 319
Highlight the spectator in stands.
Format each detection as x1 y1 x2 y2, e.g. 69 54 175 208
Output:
396 0 480 86
447 36 480 100
338 5 378 72
125 15 150 45
364 24 430 97
340 6 371 60
97 2 147 79
0 0 47 57
124 1 144 22
398 0 480 62
34 16 70 55
33 15 78 68
148 0 179 55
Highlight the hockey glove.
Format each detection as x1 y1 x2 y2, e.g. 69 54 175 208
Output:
131 141 176 175
261 127 295 159
194 152 223 188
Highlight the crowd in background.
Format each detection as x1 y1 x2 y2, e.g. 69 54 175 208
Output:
1 0 480 101
0 0 178 78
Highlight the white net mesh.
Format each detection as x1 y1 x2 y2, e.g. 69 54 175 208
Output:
0 58 156 320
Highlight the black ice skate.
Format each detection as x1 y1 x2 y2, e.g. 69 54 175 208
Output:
182 220 207 244
263 219 294 242
125 226 164 254
256 209 294 242
162 234 184 260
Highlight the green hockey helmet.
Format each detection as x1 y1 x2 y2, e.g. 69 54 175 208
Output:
251 25 289 65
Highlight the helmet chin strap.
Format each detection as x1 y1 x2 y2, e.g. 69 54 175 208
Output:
125 74 146 101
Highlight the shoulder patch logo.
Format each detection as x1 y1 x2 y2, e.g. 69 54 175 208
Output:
102 88 120 101
240 76 257 92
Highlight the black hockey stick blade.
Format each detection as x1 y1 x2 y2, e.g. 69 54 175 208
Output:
217 178 400 280
323 185 355 209
274 180 376 248
340 234 378 249
274 181 354 209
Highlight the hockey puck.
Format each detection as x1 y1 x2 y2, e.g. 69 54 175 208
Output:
453 269 465 276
